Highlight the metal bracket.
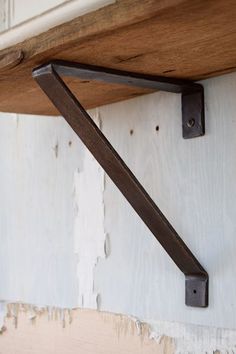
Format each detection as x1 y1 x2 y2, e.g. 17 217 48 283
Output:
33 60 208 307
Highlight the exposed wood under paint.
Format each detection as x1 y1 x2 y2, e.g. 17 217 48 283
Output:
1 305 236 353
0 306 174 354
0 0 236 115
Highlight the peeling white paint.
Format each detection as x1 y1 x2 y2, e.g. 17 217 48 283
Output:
129 316 143 336
73 111 106 309
2 302 236 354
2 303 74 328
0 301 6 331
0 111 104 310
150 320 236 354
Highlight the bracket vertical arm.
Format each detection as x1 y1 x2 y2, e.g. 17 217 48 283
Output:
33 61 208 307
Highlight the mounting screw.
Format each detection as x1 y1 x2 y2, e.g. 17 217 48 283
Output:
187 118 195 128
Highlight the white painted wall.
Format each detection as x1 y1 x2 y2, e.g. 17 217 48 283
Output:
1 1 236 349
0 0 111 310
95 75 236 328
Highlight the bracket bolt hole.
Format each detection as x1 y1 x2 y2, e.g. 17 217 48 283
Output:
187 118 195 128
193 289 197 294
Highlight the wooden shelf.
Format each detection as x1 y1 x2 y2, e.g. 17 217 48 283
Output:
0 0 236 115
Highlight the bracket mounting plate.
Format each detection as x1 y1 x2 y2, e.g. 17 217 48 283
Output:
186 276 209 307
182 90 205 139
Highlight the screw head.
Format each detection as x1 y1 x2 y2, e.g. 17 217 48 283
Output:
187 118 195 128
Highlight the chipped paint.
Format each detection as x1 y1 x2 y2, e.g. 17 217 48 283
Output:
4 304 236 353
73 110 106 309
0 301 6 332
149 320 236 354
0 304 175 354
1 303 236 353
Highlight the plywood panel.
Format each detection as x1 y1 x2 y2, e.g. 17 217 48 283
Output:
0 307 174 354
0 0 236 114
95 71 236 329
0 114 81 307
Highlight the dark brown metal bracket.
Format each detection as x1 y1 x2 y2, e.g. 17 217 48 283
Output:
33 60 208 307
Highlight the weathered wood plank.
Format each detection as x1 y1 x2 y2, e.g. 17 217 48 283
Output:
0 0 236 115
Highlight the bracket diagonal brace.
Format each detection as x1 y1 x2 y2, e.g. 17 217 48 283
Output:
33 61 208 307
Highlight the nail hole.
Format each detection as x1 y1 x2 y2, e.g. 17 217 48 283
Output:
193 289 197 294
155 125 159 132
187 118 195 128
130 129 134 136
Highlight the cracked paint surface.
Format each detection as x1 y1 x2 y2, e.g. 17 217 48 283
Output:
73 112 106 309
0 305 175 354
1 305 236 353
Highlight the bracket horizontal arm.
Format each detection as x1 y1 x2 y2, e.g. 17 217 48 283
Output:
52 60 200 93
45 60 205 139
33 61 208 307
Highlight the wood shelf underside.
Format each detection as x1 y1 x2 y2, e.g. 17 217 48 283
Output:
0 0 236 115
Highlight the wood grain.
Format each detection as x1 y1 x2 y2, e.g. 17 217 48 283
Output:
0 307 174 353
0 0 236 115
